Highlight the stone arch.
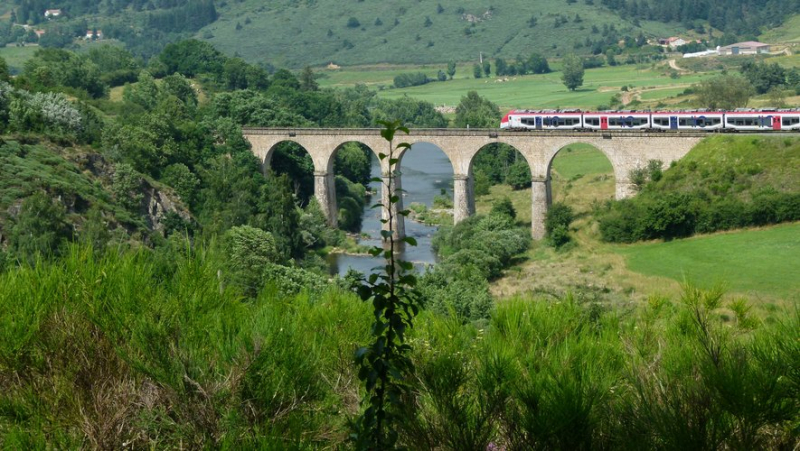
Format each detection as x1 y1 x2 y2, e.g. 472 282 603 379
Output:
464 142 532 223
325 141 381 233
544 142 615 215
262 140 317 205
396 141 456 223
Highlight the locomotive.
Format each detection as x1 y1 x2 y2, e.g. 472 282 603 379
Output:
500 109 800 132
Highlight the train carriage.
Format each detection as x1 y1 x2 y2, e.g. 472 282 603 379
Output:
650 111 725 131
501 110 583 130
724 110 798 131
583 112 651 131
778 112 800 131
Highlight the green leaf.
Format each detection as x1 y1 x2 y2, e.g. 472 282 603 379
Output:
402 236 417 246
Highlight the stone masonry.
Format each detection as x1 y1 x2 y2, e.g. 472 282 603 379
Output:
244 128 705 240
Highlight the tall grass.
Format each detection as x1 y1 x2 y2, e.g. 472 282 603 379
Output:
0 244 797 448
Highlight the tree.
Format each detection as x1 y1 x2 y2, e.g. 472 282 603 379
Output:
473 63 482 79
347 17 360 28
527 53 550 74
561 53 585 91
454 91 500 128
495 57 507 76
224 225 279 297
0 57 9 82
447 60 456 79
259 173 301 261
8 191 69 263
483 60 491 77
694 75 754 110
299 66 318 91
506 161 532 190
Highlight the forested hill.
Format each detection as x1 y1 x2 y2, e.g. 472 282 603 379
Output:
1 0 797 67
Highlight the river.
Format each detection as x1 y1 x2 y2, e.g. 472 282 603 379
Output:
326 143 454 276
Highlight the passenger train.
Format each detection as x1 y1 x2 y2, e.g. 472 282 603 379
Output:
500 109 800 132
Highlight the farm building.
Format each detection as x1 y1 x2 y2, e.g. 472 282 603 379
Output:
719 41 770 55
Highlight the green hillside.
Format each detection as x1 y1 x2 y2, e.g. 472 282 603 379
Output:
205 0 684 67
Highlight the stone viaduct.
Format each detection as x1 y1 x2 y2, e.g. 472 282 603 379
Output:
243 128 705 239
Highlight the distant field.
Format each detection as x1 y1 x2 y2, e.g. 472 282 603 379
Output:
617 223 800 300
321 63 716 110
0 45 38 74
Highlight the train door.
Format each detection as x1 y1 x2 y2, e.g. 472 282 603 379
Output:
669 116 678 130
600 116 608 130
773 116 781 131
535 116 542 130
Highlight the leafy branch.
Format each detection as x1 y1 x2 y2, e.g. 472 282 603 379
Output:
351 120 422 449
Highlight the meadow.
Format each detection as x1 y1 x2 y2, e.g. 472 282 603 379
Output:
319 62 716 110
0 45 37 74
475 136 800 305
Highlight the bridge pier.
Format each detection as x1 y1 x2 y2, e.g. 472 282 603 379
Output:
314 171 338 227
531 179 548 240
381 173 405 240
453 174 471 223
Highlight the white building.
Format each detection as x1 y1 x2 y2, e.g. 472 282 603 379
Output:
719 41 771 55
44 9 62 18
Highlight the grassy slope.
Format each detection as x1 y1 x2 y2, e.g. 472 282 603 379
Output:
618 223 800 299
0 45 38 74
320 63 716 110
480 136 800 303
203 0 686 68
0 138 155 233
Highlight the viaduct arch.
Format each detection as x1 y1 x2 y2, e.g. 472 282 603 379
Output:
244 128 705 239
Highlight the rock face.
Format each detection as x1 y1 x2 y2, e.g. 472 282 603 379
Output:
141 183 192 234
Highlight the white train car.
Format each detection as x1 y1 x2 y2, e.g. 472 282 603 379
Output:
725 110 800 131
777 111 800 131
583 112 651 131
650 111 725 131
501 110 583 130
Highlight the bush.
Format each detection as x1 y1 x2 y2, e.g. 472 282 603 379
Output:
545 202 574 247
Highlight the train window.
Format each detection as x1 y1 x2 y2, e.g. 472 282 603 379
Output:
783 118 800 126
653 118 669 126
678 119 688 126
586 118 600 126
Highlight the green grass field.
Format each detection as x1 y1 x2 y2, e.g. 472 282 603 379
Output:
320 63 716 110
616 223 800 300
0 45 38 74
476 137 800 303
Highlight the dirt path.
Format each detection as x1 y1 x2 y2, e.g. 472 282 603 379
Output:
668 58 690 73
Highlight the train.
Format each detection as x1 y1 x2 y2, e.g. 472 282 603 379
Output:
500 109 800 132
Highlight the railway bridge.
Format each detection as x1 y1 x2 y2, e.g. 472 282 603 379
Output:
243 128 706 239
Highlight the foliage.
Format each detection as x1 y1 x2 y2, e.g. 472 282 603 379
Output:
224 225 279 296
351 120 422 449
693 74 754 110
393 72 430 88
454 91 500 128
599 136 800 242
0 243 797 448
740 60 790 95
6 190 70 263
158 39 226 78
506 160 532 190
561 53 585 91
21 48 106 98
545 202 575 248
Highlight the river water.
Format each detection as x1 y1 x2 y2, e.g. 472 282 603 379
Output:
326 143 454 276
